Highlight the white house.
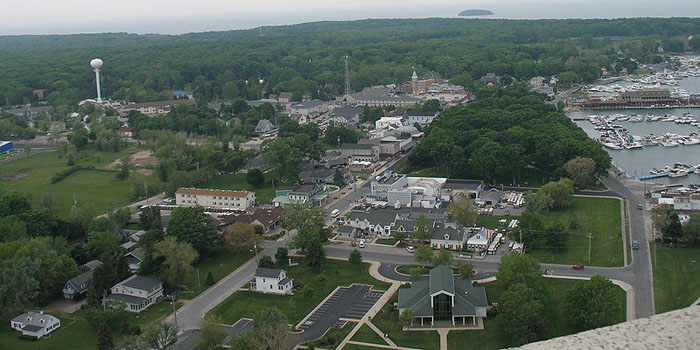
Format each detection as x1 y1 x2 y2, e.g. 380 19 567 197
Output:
11 311 61 339
255 119 275 134
176 187 256 210
466 228 495 251
375 116 404 130
104 275 164 313
250 268 294 295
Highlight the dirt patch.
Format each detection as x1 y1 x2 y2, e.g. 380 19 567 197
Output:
2 174 29 181
136 169 155 176
106 150 159 170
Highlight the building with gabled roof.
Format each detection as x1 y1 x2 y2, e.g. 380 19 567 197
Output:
250 268 293 294
63 260 102 300
104 275 164 313
398 266 488 327
10 311 61 339
176 187 256 210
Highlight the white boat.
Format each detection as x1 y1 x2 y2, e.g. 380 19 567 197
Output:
669 170 689 178
661 141 680 147
684 138 700 145
602 142 623 150
624 143 644 150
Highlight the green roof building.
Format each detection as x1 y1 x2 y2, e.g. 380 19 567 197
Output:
397 266 488 327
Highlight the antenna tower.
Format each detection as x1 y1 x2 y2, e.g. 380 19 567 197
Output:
344 56 351 95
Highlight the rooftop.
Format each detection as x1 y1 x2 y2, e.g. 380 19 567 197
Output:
256 268 284 278
176 187 252 198
119 275 162 291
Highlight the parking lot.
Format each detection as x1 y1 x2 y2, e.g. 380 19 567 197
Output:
297 285 384 342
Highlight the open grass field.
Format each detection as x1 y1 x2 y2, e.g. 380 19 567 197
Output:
178 248 255 300
477 198 623 266
207 259 391 325
0 147 158 218
201 172 276 204
530 197 623 267
0 301 181 350
652 245 700 314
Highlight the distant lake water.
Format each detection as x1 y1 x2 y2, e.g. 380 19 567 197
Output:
570 79 700 186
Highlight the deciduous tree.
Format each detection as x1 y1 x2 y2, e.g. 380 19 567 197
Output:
564 275 621 330
153 236 198 289
432 249 453 267
348 249 362 265
523 192 553 215
497 283 548 345
167 206 220 254
414 245 434 268
250 308 291 350
538 179 574 208
223 222 262 251
449 194 478 227
457 262 475 280
563 157 597 186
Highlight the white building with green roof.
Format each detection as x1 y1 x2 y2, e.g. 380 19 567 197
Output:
397 266 488 327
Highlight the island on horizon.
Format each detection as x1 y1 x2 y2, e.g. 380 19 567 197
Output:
459 9 494 16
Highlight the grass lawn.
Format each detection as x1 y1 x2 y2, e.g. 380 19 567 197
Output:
375 238 398 246
0 312 96 350
201 172 276 204
178 248 255 299
302 322 356 349
652 244 700 314
344 344 388 350
207 259 391 326
395 265 457 276
0 147 158 218
530 197 623 267
446 278 626 350
476 215 512 229
350 324 389 345
0 301 182 350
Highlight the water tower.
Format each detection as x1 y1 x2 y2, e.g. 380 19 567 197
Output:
90 58 104 103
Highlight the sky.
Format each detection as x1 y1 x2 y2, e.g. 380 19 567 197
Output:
1 0 698 35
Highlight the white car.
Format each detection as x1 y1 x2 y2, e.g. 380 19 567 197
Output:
331 209 340 218
358 239 365 248
406 246 416 253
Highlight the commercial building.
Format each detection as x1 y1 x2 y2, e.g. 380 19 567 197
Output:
398 266 488 327
175 188 256 210
273 184 327 208
0 141 13 154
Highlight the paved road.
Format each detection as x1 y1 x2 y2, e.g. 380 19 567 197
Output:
600 173 655 318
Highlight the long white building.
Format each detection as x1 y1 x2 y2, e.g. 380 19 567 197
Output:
175 187 256 210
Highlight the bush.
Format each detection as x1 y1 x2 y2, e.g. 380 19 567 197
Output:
51 166 95 183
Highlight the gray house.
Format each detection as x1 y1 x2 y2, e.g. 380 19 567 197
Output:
10 312 61 339
255 119 275 134
63 260 102 300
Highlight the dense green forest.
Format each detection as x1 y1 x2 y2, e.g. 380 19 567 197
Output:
1 18 699 109
409 85 611 182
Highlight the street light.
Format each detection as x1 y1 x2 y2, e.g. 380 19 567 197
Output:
258 78 264 100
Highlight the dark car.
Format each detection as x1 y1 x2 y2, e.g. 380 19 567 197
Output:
632 240 639 250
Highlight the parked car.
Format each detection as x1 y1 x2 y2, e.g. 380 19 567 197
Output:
406 246 416 253
331 209 340 218
632 240 639 250
358 239 365 248
637 203 643 210
572 264 584 270
504 210 510 216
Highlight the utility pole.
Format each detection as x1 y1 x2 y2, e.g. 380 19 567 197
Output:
344 56 351 96
587 233 595 264
171 298 178 330
196 268 201 292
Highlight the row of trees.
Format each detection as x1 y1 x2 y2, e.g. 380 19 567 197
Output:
653 207 700 245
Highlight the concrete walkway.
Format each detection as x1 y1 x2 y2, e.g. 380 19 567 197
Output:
438 329 449 350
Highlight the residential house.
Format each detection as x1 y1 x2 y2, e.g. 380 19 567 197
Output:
375 116 405 130
255 119 275 134
480 73 500 85
104 275 164 313
249 268 294 295
329 106 363 126
398 266 488 327
360 138 401 158
10 312 61 339
5 105 55 118
278 92 293 104
175 187 256 210
125 247 145 273
290 99 328 117
273 184 327 208
63 260 102 300
172 91 194 99
337 86 421 107
335 224 358 240
118 126 133 137
346 207 448 238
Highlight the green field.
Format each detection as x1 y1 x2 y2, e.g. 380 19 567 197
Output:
652 245 700 314
0 147 158 218
207 259 391 325
530 197 623 267
201 172 276 204
0 301 180 350
476 197 623 267
375 238 398 246
178 248 255 299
